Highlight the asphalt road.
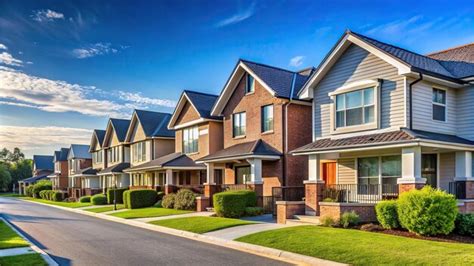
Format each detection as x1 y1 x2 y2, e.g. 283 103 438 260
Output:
0 197 290 266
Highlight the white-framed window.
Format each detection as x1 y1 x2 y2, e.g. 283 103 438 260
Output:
336 87 375 128
357 155 401 186
132 142 147 163
93 151 103 164
432 88 446 122
232 112 246 137
183 126 199 154
107 146 120 163
245 74 254 94
261 104 273 133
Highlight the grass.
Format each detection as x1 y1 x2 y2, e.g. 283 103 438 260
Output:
150 216 256 234
23 197 92 208
0 221 29 250
0 193 25 198
109 207 192 219
236 226 474 265
0 254 47 266
85 204 125 213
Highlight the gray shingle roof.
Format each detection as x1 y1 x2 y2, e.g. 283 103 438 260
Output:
428 43 474 64
135 110 174 138
184 90 222 120
94 129 106 146
198 139 282 162
98 162 130 174
68 144 92 159
110 118 131 142
125 153 204 172
20 173 50 184
33 155 54 170
76 167 97 175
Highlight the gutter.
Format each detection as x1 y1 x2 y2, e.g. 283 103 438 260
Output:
409 73 423 130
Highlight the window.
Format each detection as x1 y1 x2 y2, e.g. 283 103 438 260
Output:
381 155 401 185
132 142 146 163
261 105 274 132
336 87 375 128
233 112 246 137
432 88 446 121
358 155 401 186
358 157 379 186
107 146 120 163
245 74 254 94
93 151 102 164
183 126 199 154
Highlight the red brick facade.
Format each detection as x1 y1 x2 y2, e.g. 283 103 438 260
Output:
319 203 377 223
276 201 305 224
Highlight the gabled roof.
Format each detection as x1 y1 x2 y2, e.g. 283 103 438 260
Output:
103 118 131 147
74 167 97 176
19 173 50 184
168 90 222 129
67 144 92 160
428 43 474 64
125 110 174 142
124 153 205 172
197 139 282 162
89 129 106 152
98 162 130 175
211 59 314 116
53 148 69 162
33 155 54 170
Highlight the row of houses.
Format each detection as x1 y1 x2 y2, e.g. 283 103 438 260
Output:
21 30 474 218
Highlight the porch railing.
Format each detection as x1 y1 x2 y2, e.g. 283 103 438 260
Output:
448 181 466 199
272 186 305 202
220 184 252 191
176 185 204 195
322 184 399 204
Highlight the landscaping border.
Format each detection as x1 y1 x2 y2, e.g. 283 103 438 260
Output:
15 198 344 266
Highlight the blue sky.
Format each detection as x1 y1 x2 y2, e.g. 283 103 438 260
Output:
1 0 473 157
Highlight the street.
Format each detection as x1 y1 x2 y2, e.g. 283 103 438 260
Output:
0 197 290 266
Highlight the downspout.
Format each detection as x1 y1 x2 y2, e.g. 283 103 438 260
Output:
409 74 423 130
283 73 298 186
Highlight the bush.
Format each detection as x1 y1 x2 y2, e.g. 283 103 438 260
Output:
91 194 107 205
245 207 264 216
124 189 158 209
39 190 48 199
107 188 128 204
32 180 52 198
47 190 55 200
340 211 360 228
322 197 336 202
162 193 176 209
154 200 162 208
52 191 64 202
25 186 34 197
174 189 196 210
320 216 338 227
397 186 458 236
213 190 257 218
455 213 474 236
123 190 130 208
157 191 165 200
79 196 91 203
376 200 399 229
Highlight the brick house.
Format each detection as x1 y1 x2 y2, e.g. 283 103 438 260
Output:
18 155 54 195
48 148 70 192
89 129 108 192
67 144 95 199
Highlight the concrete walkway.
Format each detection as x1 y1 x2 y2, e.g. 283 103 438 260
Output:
133 211 215 222
204 222 291 240
0 247 35 257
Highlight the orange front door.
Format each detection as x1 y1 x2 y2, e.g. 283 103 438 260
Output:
322 162 336 185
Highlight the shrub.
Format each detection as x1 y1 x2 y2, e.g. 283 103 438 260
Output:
213 190 257 218
245 207 264 216
162 193 176 209
91 194 108 205
39 190 48 199
320 216 338 227
157 191 165 200
340 211 360 228
376 200 399 229
107 188 128 204
52 191 64 202
397 186 458 236
25 186 34 197
32 180 52 198
154 200 162 208
124 189 158 209
79 196 91 203
174 189 196 210
322 197 336 202
123 190 130 208
455 213 474 236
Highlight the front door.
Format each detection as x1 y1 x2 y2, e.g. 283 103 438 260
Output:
322 162 337 185
422 154 437 188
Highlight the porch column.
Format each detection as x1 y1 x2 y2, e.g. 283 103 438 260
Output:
246 158 263 207
204 163 218 198
455 151 474 199
164 169 175 194
304 154 324 216
398 146 426 193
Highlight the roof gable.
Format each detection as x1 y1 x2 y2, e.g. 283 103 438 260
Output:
168 90 221 129
33 155 54 170
125 110 174 142
89 129 105 152
103 118 130 147
68 144 91 160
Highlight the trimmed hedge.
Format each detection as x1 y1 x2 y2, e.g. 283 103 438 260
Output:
25 186 34 197
174 189 196 210
455 213 474 236
213 190 257 218
124 189 158 209
107 188 128 204
397 186 458 235
161 193 176 209
52 191 64 202
91 194 107 205
79 196 91 203
375 200 399 229
32 180 52 198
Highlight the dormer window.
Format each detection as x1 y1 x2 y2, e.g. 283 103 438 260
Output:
245 74 254 94
432 88 446 122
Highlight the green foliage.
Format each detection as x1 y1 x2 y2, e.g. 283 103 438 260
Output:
25 186 34 197
157 191 165 200
340 211 360 228
244 207 264 216
39 190 48 199
124 189 158 209
107 188 128 204
123 190 130 208
91 194 107 205
174 189 196 210
375 200 399 229
0 164 11 191
161 193 176 209
79 196 91 203
455 213 474 236
0 147 31 191
154 200 162 208
397 186 458 236
322 197 336 202
32 180 52 198
320 216 338 227
52 191 64 202
213 190 257 218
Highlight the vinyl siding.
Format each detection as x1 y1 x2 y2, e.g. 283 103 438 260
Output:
337 158 356 184
439 152 455 192
456 85 474 140
313 44 406 138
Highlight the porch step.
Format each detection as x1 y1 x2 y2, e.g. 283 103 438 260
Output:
291 215 321 225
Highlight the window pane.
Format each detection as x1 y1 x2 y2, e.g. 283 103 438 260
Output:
381 155 401 177
336 94 345 111
336 111 345 127
358 157 379 178
262 105 273 132
346 90 362 109
433 105 446 121
246 75 254 93
433 88 446 104
346 107 363 126
364 105 375 123
364 88 374 105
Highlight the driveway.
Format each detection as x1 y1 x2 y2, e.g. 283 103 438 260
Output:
0 197 290 266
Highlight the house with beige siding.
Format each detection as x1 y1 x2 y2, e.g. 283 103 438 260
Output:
89 129 107 192
292 30 474 219
67 144 97 199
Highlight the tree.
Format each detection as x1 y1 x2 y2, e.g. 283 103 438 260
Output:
9 159 33 190
8 148 24 162
0 164 11 191
0 148 10 163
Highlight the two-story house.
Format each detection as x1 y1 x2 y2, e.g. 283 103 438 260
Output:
197 59 314 209
98 118 131 190
292 30 474 218
89 129 107 192
122 110 178 191
18 155 54 195
67 144 95 199
48 148 69 192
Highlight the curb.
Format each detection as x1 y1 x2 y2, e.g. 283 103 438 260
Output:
17 199 346 266
0 217 58 266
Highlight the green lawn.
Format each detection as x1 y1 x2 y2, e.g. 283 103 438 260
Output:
0 254 47 266
236 226 474 265
0 193 25 198
85 204 125 213
0 221 29 250
150 216 256 234
23 198 92 208
109 207 192 219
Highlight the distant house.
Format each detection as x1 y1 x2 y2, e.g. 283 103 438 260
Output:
67 144 95 199
18 155 54 195
48 148 70 192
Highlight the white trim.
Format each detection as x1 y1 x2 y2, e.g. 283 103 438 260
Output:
328 79 379 96
196 155 280 163
168 92 217 130
170 118 221 130
431 87 448 123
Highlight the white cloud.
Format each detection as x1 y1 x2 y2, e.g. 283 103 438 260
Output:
72 43 119 59
0 125 91 158
0 43 7 50
289 56 305 67
215 2 256 27
0 52 23 66
31 9 65 22
118 91 177 108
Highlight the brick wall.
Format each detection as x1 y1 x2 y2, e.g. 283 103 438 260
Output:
276 201 305 224
320 202 377 222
